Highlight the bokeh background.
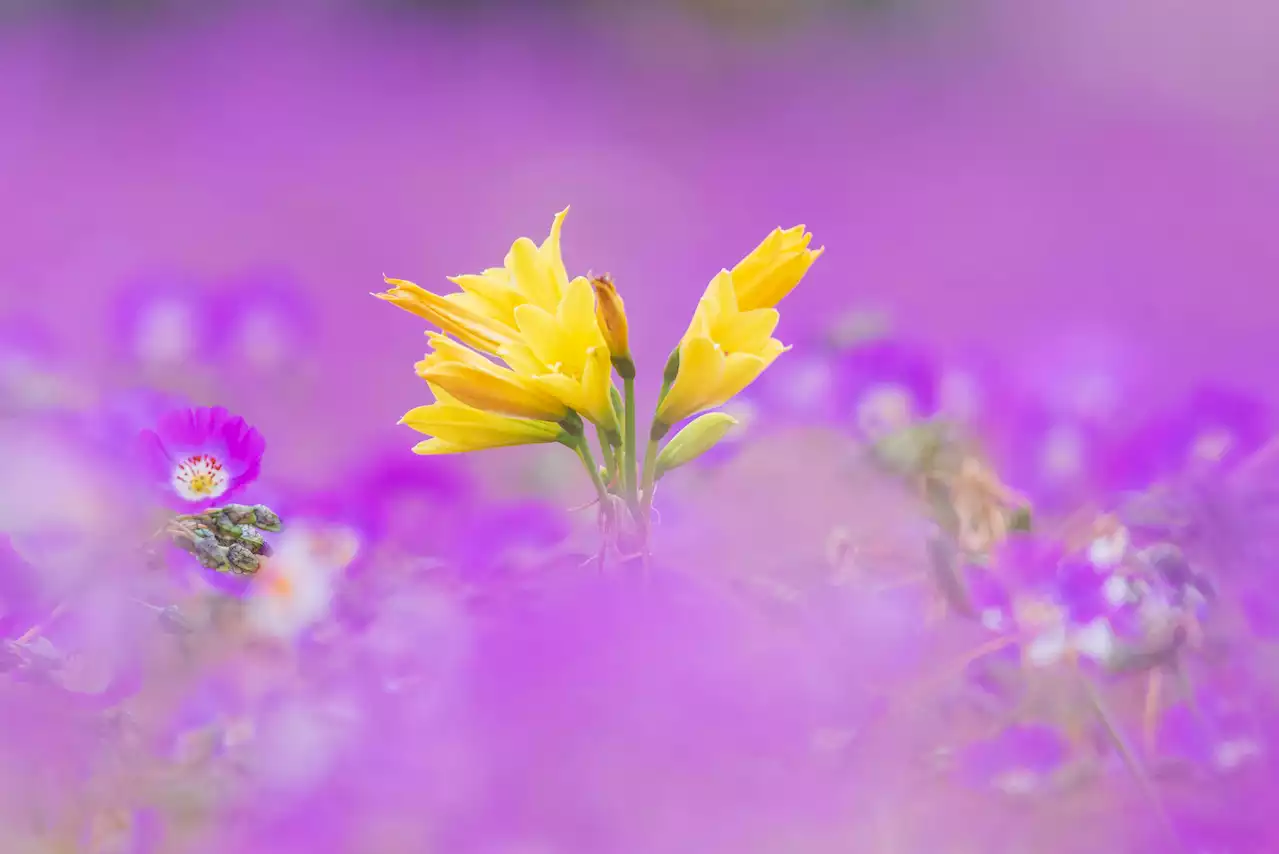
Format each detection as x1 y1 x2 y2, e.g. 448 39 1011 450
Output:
3 0 1275 475
1 1 1277 852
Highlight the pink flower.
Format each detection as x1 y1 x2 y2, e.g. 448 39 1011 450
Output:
139 406 265 510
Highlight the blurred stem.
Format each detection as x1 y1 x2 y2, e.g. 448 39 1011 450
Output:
623 375 639 506
636 435 663 564
15 602 66 644
595 425 617 486
574 437 610 514
1080 672 1184 853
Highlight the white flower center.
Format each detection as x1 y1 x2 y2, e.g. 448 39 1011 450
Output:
136 301 193 366
172 454 229 500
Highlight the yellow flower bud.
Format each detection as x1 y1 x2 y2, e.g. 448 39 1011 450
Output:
730 225 824 312
655 412 739 478
590 273 631 366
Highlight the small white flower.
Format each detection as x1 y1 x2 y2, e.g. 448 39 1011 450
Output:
980 607 1007 632
1025 625 1068 667
246 524 359 639
1073 618 1117 663
1102 574 1134 607
1088 527 1130 570
1213 737 1260 771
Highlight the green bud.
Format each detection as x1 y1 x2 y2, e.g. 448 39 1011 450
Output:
251 506 282 532
226 543 260 576
654 412 738 479
234 525 267 553
219 504 256 525
192 537 229 571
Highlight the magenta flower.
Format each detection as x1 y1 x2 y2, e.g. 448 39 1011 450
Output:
139 405 265 510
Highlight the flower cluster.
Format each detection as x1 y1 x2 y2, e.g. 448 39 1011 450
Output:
376 209 822 559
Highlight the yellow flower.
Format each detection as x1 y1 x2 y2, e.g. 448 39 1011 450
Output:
416 333 570 422
657 270 787 427
501 276 619 432
399 384 565 455
729 225 823 312
589 274 631 363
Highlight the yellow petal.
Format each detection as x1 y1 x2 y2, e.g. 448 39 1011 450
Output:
539 207 571 298
535 371 591 418
656 335 724 426
579 345 619 430
446 271 524 326
715 307 780 354
497 341 548 377
506 237 560 312
708 339 788 409
375 277 513 355
401 402 561 449
412 438 469 455
422 362 569 421
513 304 563 370
421 333 497 371
554 277 606 371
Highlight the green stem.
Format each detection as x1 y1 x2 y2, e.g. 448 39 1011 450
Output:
574 437 610 511
623 375 639 504
595 426 617 486
637 436 662 545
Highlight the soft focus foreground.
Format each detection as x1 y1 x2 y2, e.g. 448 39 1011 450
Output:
2 2 1277 853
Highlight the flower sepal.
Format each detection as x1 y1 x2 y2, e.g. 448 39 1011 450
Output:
654 413 739 480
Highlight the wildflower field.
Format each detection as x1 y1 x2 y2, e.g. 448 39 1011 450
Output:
1 3 1276 852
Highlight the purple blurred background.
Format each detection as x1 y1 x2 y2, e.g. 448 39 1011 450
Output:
2 0 1275 486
